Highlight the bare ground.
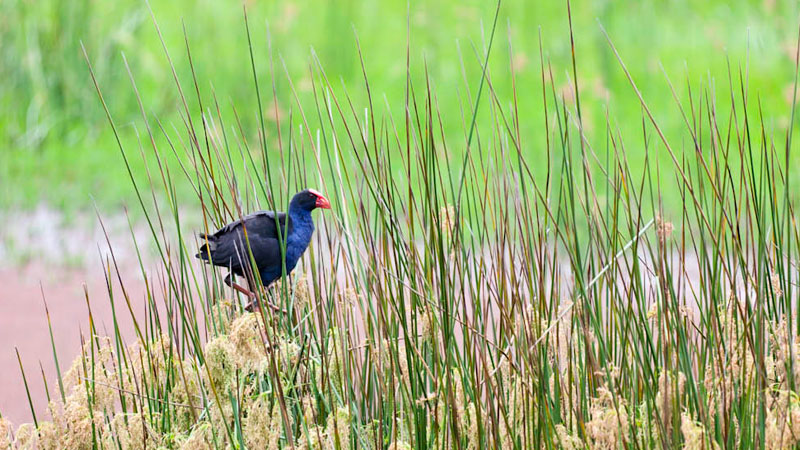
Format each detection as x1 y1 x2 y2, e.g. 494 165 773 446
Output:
0 206 155 424
0 264 148 424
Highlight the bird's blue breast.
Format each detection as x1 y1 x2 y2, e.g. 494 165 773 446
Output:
261 209 314 284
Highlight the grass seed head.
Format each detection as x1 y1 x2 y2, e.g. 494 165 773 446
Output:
203 335 235 389
326 406 351 448
35 421 59 450
681 412 718 450
296 425 326 450
300 395 316 425
243 395 283 450
764 394 800 450
229 313 268 370
104 413 160 450
439 204 455 237
555 423 583 449
418 305 436 343
388 441 412 450
586 387 629 449
179 422 213 450
12 423 37 450
293 275 311 312
771 273 784 297
655 370 686 437
656 217 674 244
0 418 10 450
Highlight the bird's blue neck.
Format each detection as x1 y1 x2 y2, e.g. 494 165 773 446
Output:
259 204 316 284
285 205 315 259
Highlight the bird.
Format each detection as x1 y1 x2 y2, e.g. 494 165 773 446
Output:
196 189 331 309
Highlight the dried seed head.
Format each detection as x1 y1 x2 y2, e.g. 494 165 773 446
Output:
203 335 234 388
300 395 316 425
0 418 11 450
554 424 583 450
326 407 351 449
419 305 436 342
465 403 481 449
35 421 58 450
656 217 674 244
646 303 659 321
790 402 800 439
60 396 103 449
293 275 311 312
678 305 692 320
296 426 325 450
594 364 621 384
655 370 686 437
440 204 455 237
681 412 718 450
13 423 36 450
771 273 783 297
586 387 629 448
340 287 359 309
229 313 267 370
208 300 234 333
243 395 282 450
416 392 438 406
180 422 213 450
105 413 159 450
764 393 800 450
63 336 118 412
388 442 412 450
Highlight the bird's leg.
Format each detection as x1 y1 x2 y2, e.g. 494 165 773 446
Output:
225 273 256 298
232 281 257 299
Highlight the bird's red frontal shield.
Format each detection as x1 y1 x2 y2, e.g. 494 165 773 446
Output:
309 188 331 209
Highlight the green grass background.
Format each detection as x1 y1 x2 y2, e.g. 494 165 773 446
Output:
1 0 797 212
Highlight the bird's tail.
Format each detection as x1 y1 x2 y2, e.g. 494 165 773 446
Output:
196 233 216 261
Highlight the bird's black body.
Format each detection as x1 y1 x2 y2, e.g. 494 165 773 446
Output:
196 210 291 283
196 189 330 290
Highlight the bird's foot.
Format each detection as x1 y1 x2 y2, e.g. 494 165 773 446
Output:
241 284 286 314
244 297 286 314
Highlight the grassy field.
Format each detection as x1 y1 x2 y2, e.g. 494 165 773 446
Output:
4 0 800 449
2 0 799 213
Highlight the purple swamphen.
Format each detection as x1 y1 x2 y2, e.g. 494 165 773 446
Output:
196 189 331 308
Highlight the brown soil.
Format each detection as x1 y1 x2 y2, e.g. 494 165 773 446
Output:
0 263 148 425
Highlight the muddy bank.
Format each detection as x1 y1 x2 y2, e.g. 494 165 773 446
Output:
0 206 175 424
0 264 148 424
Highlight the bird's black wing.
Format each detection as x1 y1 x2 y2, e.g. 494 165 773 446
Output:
196 211 293 273
210 210 290 239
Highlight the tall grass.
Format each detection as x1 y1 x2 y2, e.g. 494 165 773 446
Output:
3 2 800 449
1 0 795 211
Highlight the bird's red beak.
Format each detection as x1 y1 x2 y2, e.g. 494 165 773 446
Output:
309 188 331 209
314 193 331 209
